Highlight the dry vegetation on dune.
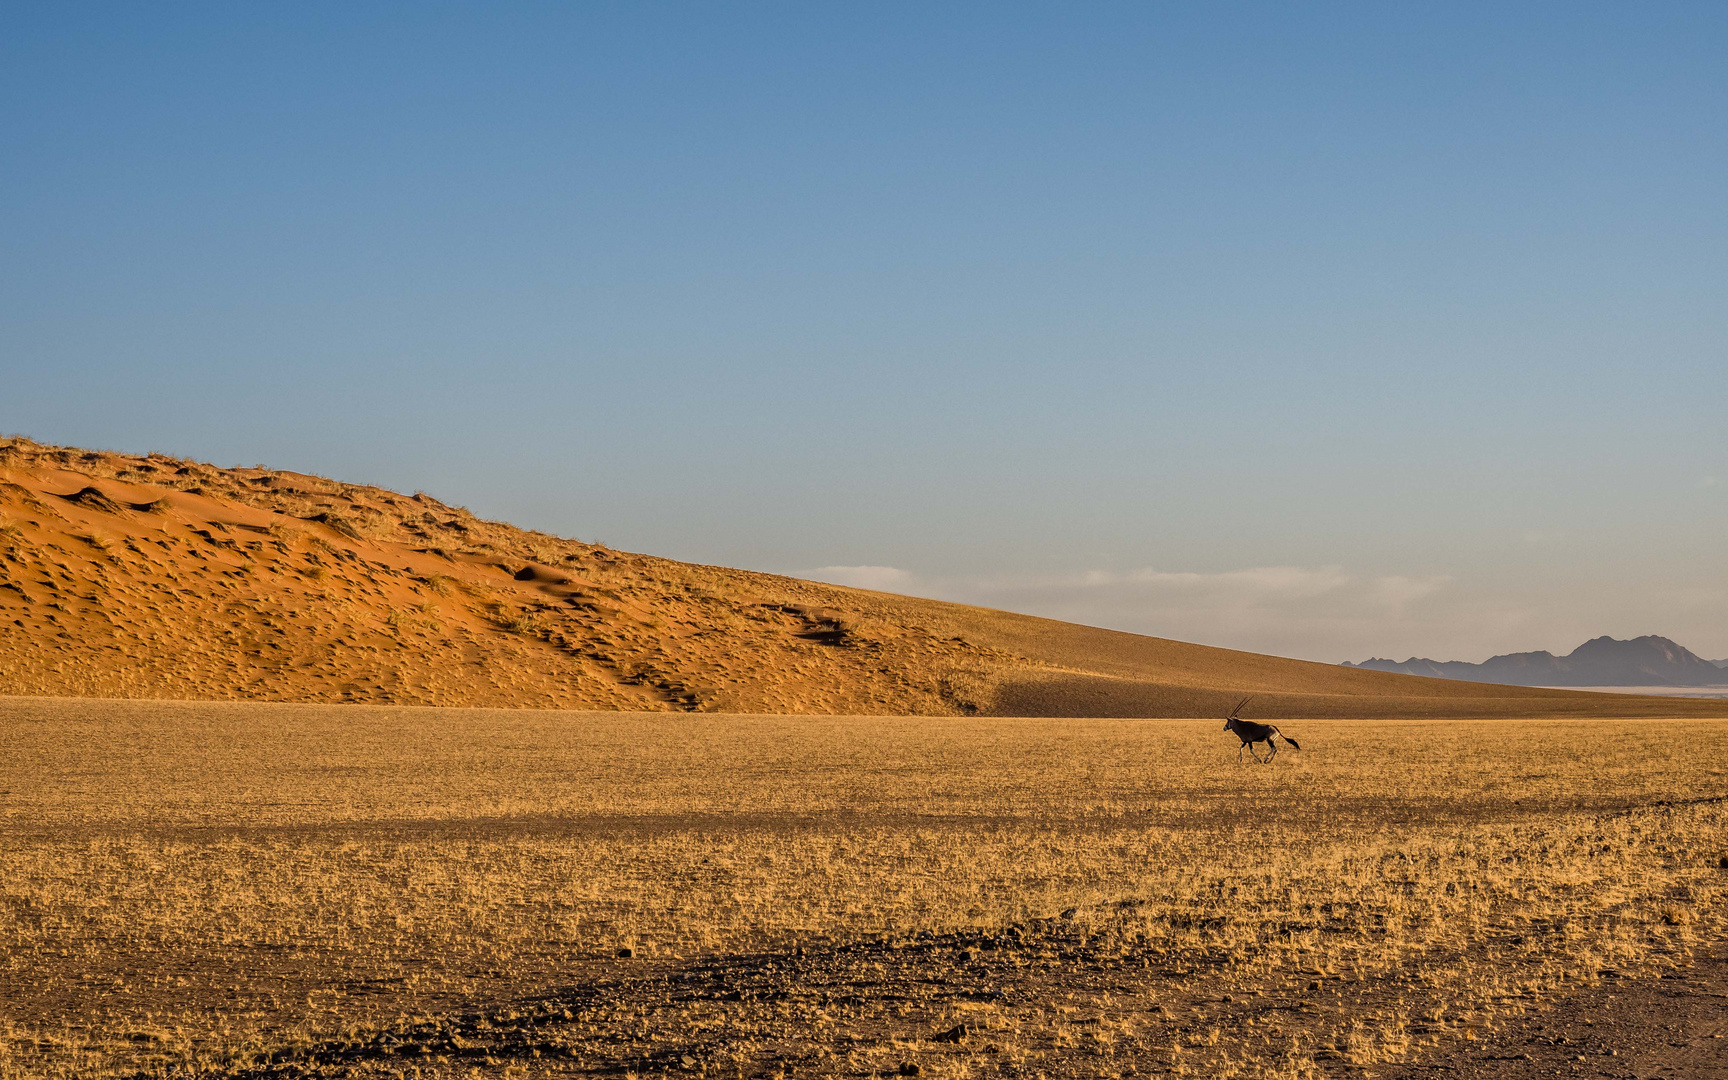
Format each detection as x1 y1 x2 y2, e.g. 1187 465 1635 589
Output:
0 437 989 714
3 435 1725 719
2 697 1724 1078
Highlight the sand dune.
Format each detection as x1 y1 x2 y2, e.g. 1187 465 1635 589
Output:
1 435 1721 718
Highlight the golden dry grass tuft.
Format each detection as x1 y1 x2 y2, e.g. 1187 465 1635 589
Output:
1 697 1723 1077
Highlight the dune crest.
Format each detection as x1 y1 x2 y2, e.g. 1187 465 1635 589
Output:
1 436 1721 717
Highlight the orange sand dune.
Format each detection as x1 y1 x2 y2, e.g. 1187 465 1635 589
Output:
1 436 1721 718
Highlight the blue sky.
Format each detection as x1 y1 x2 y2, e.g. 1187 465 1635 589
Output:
4 3 1725 662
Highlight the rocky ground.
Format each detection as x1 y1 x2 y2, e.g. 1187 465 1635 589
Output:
1385 948 1728 1080
176 926 1725 1079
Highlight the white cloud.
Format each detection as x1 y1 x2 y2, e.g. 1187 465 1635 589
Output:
793 562 1463 663
1119 565 1353 600
794 558 1728 664
961 566 1456 658
801 565 917 591
1369 575 1448 609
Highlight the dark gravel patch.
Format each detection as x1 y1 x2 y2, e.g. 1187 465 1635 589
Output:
1387 949 1728 1080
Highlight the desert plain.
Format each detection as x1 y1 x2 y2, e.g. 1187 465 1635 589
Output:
3 438 1727 1078
4 700 1728 1079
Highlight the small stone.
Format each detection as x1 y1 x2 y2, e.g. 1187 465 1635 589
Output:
898 1063 922 1076
1308 980 1322 991
616 947 633 958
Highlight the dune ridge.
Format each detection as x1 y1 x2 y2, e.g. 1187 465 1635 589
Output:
2 435 1722 718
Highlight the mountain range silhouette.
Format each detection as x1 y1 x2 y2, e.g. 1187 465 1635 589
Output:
1344 635 1728 686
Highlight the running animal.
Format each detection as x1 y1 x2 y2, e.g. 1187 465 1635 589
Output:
1222 697 1301 763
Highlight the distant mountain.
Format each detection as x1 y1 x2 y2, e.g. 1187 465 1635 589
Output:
1344 635 1728 687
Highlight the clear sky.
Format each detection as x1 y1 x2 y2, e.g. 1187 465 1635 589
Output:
4 3 1724 663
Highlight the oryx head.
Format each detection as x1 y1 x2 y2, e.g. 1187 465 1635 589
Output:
1223 696 1251 730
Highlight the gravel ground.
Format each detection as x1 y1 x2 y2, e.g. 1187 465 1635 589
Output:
1388 948 1728 1080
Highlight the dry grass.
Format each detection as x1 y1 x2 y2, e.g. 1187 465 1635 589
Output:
1 697 1724 1077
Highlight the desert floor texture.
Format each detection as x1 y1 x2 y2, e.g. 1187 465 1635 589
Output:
3 697 1725 1079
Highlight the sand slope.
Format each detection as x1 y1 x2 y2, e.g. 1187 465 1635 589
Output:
1 436 1720 718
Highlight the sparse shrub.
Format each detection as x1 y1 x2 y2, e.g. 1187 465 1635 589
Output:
496 608 549 636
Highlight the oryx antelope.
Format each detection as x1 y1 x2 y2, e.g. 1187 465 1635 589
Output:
1222 697 1301 763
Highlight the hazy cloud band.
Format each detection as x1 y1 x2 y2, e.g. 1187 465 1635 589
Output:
797 564 1486 663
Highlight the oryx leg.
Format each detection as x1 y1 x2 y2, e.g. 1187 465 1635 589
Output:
1265 738 1278 762
1237 742 1247 763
